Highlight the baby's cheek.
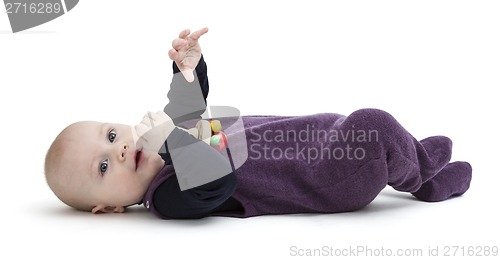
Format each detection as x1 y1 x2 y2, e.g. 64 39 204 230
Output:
138 156 163 184
150 154 165 171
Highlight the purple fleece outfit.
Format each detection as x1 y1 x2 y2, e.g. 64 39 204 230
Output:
143 108 472 218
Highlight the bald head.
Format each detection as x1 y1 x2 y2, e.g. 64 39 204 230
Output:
44 122 96 211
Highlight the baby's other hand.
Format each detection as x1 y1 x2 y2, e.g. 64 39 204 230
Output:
133 111 175 152
168 27 208 82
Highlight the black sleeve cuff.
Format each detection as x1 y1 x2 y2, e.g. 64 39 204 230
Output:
153 170 237 219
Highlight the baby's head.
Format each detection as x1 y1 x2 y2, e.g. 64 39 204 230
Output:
45 121 165 213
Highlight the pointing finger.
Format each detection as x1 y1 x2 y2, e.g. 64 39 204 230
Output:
189 27 209 41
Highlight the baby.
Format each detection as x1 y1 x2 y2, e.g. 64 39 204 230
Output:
45 28 473 219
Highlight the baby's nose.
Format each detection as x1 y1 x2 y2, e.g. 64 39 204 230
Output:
120 144 129 159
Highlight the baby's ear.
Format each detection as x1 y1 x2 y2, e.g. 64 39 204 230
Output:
91 205 125 214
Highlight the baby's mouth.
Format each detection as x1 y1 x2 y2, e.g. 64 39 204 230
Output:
135 150 143 170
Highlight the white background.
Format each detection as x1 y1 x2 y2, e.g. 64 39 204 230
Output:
1 0 499 259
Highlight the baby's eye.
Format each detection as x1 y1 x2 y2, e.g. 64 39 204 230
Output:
108 130 117 143
100 159 108 175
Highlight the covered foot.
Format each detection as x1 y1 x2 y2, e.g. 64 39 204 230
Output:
419 136 453 183
412 161 472 202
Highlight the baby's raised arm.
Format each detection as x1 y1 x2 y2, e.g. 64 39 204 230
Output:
133 28 210 153
164 28 210 126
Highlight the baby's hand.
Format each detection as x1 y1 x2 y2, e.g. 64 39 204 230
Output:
168 27 208 82
133 111 176 152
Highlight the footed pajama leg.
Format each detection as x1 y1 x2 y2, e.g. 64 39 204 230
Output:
340 109 472 203
216 109 472 217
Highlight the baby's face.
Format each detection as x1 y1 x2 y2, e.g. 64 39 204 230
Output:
69 121 164 208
